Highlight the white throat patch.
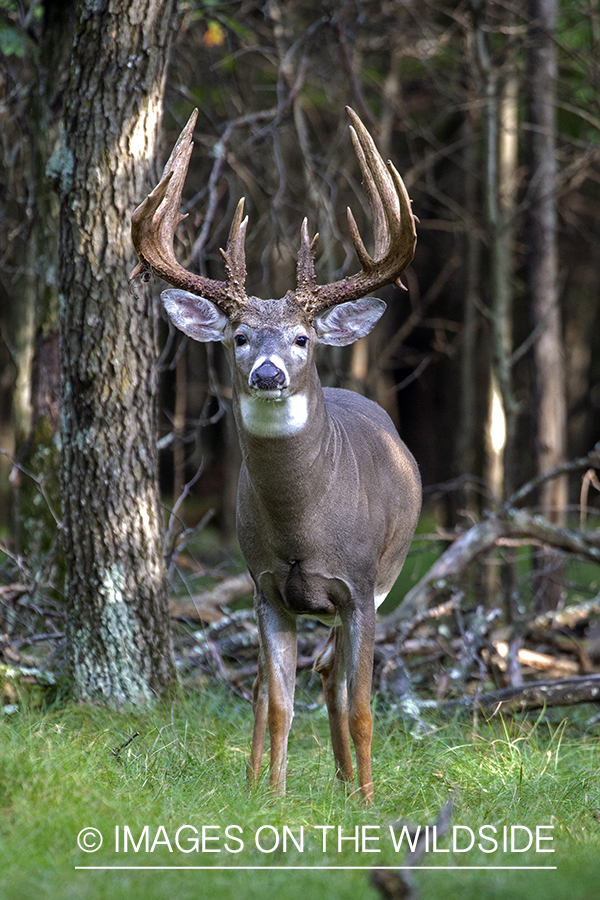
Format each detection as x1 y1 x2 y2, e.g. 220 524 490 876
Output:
240 394 309 437
375 591 389 610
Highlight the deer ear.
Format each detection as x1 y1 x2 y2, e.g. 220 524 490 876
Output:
314 297 386 346
161 289 229 342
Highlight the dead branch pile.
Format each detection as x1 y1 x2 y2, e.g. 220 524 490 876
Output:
2 443 600 717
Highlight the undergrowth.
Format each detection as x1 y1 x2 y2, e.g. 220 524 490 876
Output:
1 688 599 899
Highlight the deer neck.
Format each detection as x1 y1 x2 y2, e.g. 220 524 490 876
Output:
234 367 333 499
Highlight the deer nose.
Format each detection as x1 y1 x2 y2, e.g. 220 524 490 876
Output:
250 360 287 390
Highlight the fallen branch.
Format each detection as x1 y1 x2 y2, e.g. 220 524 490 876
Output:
501 646 579 677
1 662 57 712
169 573 253 621
379 509 600 635
443 673 600 714
229 656 315 684
376 592 463 646
526 595 600 633
0 584 29 600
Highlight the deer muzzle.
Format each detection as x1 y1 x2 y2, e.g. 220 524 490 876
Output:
250 360 288 391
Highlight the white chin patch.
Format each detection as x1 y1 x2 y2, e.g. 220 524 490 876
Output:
240 394 309 437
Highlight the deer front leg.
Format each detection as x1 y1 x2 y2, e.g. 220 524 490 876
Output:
248 651 268 784
314 628 354 784
255 597 297 795
343 603 376 804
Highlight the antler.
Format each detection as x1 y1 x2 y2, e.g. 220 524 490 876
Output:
131 107 415 321
130 109 249 316
297 107 416 317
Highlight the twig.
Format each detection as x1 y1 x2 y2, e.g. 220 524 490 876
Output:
526 595 600 633
380 592 463 647
333 5 376 129
370 799 453 900
507 440 600 508
188 52 312 266
111 733 140 758
9 632 65 650
164 462 205 549
0 450 62 526
368 253 462 387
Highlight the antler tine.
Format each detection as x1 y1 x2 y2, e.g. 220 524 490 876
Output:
296 218 319 291
348 119 392 262
131 109 237 312
220 198 249 301
301 107 416 317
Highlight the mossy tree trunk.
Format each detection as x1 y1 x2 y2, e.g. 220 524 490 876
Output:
58 0 178 704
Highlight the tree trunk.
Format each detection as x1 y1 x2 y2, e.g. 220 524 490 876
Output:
58 0 178 704
476 18 519 507
474 8 520 613
526 0 567 610
457 108 481 518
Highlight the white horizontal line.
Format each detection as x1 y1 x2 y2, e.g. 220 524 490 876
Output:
75 865 557 871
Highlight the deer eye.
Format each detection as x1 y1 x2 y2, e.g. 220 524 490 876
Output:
294 335 308 347
234 334 247 347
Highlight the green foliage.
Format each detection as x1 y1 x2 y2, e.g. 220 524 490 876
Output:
1 691 599 898
556 6 600 143
0 24 26 58
0 0 41 57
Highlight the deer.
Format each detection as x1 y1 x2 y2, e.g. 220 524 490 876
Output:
131 107 421 803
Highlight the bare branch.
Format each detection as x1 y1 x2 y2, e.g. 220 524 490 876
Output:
507 440 600 507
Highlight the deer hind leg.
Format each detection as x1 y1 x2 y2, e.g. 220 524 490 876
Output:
342 604 376 804
255 598 297 795
314 628 354 784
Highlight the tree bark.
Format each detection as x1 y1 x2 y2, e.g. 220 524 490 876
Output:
475 13 518 508
169 573 254 622
58 0 178 704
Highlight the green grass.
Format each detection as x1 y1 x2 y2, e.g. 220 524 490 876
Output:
1 688 600 899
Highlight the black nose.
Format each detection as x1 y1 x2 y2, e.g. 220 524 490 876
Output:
251 360 286 390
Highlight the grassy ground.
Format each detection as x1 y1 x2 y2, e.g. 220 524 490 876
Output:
1 687 599 900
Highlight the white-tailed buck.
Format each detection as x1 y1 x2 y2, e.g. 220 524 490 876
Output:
131 107 421 802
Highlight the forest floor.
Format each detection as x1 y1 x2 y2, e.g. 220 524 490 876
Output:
1 687 599 900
